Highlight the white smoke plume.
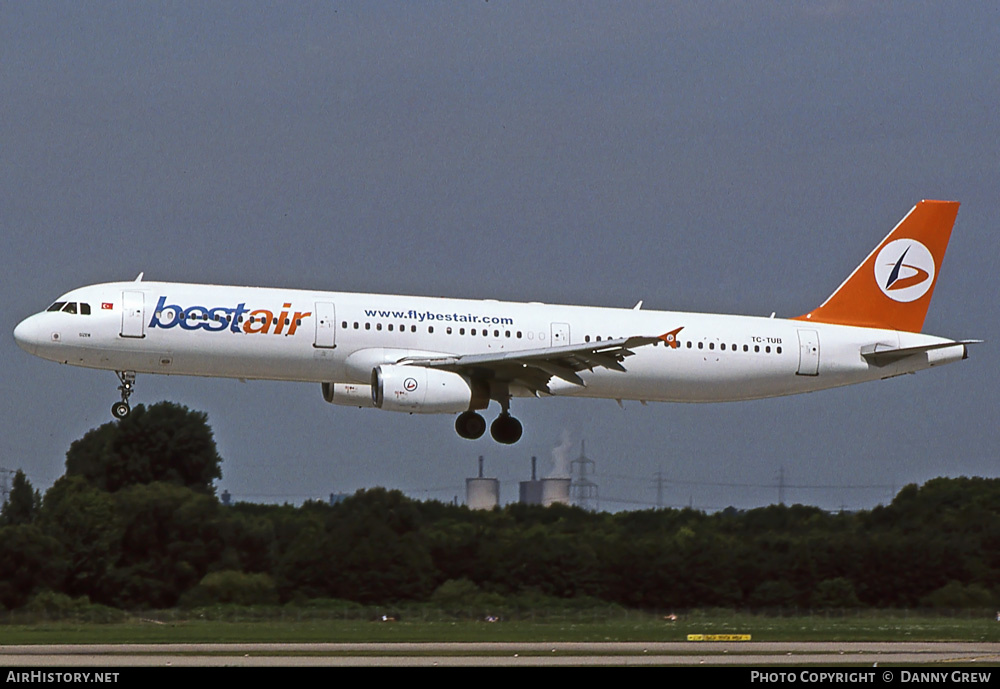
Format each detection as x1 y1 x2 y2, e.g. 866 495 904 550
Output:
548 429 573 478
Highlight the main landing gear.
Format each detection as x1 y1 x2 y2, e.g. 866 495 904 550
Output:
455 405 524 445
490 413 523 445
112 371 136 419
455 411 487 440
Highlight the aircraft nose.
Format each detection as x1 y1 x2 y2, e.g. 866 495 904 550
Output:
13 315 44 355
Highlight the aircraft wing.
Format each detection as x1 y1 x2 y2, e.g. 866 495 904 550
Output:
399 333 671 395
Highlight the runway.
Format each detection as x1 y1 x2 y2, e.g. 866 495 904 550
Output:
2 642 999 666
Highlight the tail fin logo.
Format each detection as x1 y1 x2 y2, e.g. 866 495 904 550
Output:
873 239 935 303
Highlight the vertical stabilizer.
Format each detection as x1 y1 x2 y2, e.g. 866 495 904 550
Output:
795 200 959 332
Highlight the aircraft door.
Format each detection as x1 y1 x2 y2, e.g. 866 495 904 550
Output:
314 302 336 348
796 329 819 376
120 291 145 338
551 322 570 346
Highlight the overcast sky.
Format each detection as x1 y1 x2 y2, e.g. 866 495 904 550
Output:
3 2 997 511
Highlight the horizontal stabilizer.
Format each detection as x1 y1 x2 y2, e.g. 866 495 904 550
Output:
861 340 981 366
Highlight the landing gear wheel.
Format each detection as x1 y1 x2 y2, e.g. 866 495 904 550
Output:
455 411 487 440
490 413 523 444
112 371 137 420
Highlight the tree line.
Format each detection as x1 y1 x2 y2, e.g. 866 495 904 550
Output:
2 402 998 612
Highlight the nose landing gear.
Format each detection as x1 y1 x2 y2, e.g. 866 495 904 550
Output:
112 371 136 419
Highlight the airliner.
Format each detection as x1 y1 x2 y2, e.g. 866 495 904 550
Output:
13 200 976 444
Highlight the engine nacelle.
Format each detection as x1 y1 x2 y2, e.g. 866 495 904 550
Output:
372 365 488 414
321 382 375 408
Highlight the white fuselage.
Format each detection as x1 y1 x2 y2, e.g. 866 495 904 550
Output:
13 280 965 406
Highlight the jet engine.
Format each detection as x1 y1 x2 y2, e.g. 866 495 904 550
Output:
321 382 375 408
371 365 488 413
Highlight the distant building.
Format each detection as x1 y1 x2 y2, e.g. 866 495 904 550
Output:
520 456 543 504
540 477 571 506
519 456 571 506
466 456 499 510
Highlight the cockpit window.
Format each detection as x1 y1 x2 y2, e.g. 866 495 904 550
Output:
45 301 91 315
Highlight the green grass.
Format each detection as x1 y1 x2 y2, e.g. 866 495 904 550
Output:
3 611 998 645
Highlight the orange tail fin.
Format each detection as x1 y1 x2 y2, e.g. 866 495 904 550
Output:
795 200 959 333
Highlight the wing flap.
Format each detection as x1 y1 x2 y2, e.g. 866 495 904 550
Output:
400 333 669 391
